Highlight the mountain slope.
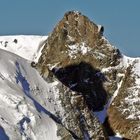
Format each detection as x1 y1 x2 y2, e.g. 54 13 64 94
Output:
0 35 109 139
37 11 140 140
0 11 140 140
107 55 140 139
0 48 62 140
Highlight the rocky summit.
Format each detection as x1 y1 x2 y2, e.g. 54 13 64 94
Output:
36 11 140 139
0 11 139 140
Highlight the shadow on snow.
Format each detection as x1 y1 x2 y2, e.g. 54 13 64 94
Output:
15 61 61 124
0 126 9 140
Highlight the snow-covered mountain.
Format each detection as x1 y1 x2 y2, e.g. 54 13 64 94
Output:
0 36 63 140
0 36 108 140
0 11 140 140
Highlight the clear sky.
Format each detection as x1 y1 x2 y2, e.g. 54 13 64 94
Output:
0 0 140 57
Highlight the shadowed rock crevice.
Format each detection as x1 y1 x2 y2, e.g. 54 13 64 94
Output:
52 61 108 111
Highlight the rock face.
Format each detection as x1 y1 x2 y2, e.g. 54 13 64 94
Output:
107 59 140 140
38 11 120 69
54 81 108 139
36 11 140 139
37 11 111 139
37 11 121 102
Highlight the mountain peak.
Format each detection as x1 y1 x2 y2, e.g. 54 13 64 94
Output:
36 11 112 139
36 11 140 140
63 10 104 34
38 11 120 70
52 10 103 46
64 10 82 16
0 11 139 140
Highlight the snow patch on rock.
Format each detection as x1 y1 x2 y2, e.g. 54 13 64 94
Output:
68 42 91 59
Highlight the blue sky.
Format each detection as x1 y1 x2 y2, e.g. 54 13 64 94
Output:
0 0 140 57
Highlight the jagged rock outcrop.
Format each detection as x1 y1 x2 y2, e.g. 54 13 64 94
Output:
54 79 108 139
38 11 121 69
36 11 140 139
107 60 140 140
37 10 121 102
37 11 112 139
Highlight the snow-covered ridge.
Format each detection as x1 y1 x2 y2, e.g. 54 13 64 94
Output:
0 36 63 140
0 35 48 62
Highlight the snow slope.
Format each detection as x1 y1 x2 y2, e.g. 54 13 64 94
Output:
0 36 61 140
0 35 48 62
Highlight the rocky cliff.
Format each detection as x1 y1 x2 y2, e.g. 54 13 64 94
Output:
36 11 140 140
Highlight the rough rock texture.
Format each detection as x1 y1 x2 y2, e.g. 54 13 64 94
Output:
37 11 121 100
107 60 140 140
37 11 111 139
54 79 108 139
36 11 140 139
38 11 121 69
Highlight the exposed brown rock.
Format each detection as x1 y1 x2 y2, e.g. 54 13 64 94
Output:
36 11 111 139
108 65 140 140
36 11 140 139
55 82 108 139
37 11 121 70
37 10 121 99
